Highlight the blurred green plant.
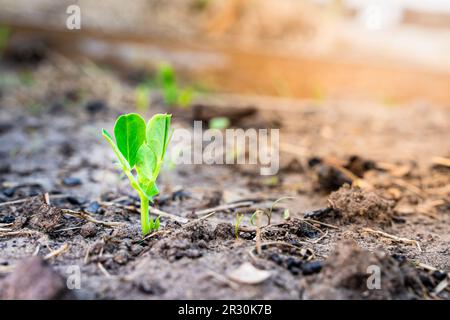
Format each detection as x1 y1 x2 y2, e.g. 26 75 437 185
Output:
208 117 230 129
135 83 151 112
18 71 34 86
190 0 211 11
234 213 244 239
0 26 11 56
250 196 294 226
156 63 194 108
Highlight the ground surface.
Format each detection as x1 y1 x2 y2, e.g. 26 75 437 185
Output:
0 52 449 300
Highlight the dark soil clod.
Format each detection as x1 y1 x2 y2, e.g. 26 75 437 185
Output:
326 184 394 225
62 177 82 187
17 195 63 233
300 241 424 299
0 256 72 300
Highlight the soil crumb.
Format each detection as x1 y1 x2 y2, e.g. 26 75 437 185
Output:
300 241 423 300
327 185 394 225
18 194 63 232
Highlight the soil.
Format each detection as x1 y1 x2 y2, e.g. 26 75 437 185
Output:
0 53 449 300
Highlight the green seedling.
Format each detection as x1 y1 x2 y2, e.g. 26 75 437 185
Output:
177 87 194 109
190 0 211 11
156 63 194 108
234 213 244 239
250 196 294 226
283 209 290 220
0 26 11 56
209 117 230 130
135 83 151 112
266 196 294 224
102 113 171 236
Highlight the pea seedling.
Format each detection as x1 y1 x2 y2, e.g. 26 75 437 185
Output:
234 213 244 239
102 113 171 235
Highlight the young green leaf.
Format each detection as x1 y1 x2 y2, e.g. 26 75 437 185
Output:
138 178 159 200
102 128 131 170
209 117 230 130
146 114 171 161
114 113 146 168
136 141 160 199
135 143 157 182
154 216 160 230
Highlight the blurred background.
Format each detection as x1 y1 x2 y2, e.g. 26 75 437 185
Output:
0 0 450 166
1 0 450 104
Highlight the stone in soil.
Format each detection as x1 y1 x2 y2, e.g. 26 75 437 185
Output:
63 177 82 187
0 256 72 299
80 222 98 238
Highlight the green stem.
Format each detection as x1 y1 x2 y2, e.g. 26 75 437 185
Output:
123 169 151 236
139 192 150 236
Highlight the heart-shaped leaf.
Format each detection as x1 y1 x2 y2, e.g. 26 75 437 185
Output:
146 114 171 162
114 113 146 168
102 128 130 170
136 143 157 181
135 143 160 200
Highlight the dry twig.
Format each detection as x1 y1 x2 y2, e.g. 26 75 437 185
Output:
44 243 70 260
362 227 422 252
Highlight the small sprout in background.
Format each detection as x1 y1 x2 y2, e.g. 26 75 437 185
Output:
177 87 194 109
234 213 244 239
283 209 290 220
18 71 34 87
0 26 11 56
208 117 230 130
156 63 194 108
250 210 267 226
268 196 294 225
135 83 151 112
250 196 294 226
102 113 171 235
260 175 279 187
190 0 211 12
157 63 178 106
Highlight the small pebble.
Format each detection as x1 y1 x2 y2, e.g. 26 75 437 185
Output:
432 270 447 282
289 267 301 275
2 188 15 197
185 249 202 259
85 201 101 214
240 232 255 240
286 257 302 270
130 244 144 256
67 196 86 206
392 253 407 264
80 222 97 238
137 279 165 295
85 100 106 114
0 215 15 224
113 250 129 265
63 177 82 187
268 253 284 266
301 261 322 275
196 240 208 249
